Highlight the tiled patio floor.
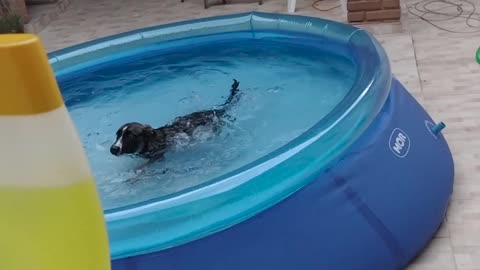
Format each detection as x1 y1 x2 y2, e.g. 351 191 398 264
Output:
36 0 480 269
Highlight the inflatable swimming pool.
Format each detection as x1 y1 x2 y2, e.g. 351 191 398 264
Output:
49 12 454 270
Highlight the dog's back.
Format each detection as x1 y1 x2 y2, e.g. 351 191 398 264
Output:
162 79 241 136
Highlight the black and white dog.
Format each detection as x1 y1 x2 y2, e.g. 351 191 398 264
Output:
110 79 240 162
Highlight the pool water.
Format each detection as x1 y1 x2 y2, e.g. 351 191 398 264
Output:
58 36 357 210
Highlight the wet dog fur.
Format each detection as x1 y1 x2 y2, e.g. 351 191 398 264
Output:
110 79 240 164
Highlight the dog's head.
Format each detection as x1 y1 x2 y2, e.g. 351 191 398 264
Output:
110 122 155 156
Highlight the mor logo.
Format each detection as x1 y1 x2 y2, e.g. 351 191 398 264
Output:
389 128 410 158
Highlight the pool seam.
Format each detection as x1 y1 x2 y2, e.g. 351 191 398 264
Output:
332 173 406 268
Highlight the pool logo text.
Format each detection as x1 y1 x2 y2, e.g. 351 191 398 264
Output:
389 128 410 158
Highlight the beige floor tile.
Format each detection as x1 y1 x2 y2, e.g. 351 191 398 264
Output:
436 221 451 238
449 223 480 247
447 200 480 225
412 36 480 99
454 246 480 270
376 34 416 62
405 238 457 270
375 33 422 99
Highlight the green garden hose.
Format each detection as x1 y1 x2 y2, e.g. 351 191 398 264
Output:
477 47 480 64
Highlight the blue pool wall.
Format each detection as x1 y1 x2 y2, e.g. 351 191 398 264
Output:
111 78 454 270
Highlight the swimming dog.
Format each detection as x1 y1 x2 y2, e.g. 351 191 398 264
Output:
110 79 240 162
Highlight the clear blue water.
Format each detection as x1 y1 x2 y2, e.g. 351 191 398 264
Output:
58 37 356 210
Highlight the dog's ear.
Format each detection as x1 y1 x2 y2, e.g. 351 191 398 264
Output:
142 125 155 137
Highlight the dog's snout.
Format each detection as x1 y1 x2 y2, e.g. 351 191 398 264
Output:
110 145 121 156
